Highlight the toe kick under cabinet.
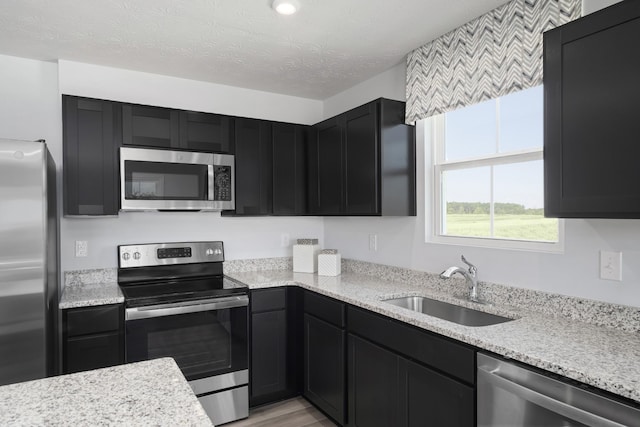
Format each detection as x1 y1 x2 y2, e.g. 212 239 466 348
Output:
62 304 125 374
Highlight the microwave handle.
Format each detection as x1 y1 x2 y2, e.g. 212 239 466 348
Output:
208 164 214 201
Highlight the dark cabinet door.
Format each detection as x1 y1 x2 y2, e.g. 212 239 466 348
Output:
348 334 399 427
63 95 119 216
307 98 415 216
544 1 640 218
272 123 307 215
344 103 379 215
179 111 233 153
64 332 123 374
251 309 287 401
62 304 124 374
233 118 273 215
304 313 345 425
399 359 474 427
122 104 179 148
309 117 344 215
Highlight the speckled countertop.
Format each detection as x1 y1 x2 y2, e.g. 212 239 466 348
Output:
226 269 640 405
59 269 123 309
0 358 213 426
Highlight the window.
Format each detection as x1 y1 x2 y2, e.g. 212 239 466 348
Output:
429 86 563 252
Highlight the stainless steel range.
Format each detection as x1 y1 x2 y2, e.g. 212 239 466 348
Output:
118 241 248 425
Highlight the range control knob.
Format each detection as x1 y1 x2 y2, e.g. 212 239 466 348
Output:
122 253 130 261
206 248 214 256
214 248 222 255
133 252 141 260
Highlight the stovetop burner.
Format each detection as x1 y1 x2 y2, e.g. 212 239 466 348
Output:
120 275 248 308
117 241 248 308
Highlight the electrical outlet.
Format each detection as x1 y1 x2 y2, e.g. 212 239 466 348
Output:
600 250 622 281
75 240 88 257
280 233 290 247
369 234 378 252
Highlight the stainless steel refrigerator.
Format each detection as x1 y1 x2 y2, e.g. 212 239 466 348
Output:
0 138 58 386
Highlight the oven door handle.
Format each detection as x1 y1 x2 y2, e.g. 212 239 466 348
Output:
126 295 249 321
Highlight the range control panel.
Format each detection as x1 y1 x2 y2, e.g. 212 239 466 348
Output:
119 241 224 268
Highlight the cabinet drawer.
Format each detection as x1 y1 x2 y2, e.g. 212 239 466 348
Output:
64 332 123 373
304 291 345 328
65 305 121 336
251 288 286 313
348 306 475 384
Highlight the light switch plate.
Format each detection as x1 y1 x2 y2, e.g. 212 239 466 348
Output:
600 250 622 281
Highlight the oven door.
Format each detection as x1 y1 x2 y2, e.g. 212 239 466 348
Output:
125 295 248 381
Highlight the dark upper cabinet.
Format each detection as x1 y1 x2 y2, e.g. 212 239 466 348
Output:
122 104 179 148
303 292 346 425
63 95 120 216
179 111 233 153
233 118 273 215
544 1 640 218
272 123 307 215
122 104 233 153
62 304 124 374
308 98 416 216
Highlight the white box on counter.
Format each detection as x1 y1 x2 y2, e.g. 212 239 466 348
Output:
293 238 320 273
318 249 341 276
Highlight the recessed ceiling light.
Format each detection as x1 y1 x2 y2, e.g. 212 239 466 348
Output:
272 0 300 15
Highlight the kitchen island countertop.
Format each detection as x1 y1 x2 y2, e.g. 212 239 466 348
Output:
227 269 640 405
0 358 213 426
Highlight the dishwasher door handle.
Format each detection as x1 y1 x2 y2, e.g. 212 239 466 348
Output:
477 365 627 427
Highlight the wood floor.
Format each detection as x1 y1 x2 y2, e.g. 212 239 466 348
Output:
226 397 337 427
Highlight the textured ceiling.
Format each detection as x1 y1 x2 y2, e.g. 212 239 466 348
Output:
0 0 510 99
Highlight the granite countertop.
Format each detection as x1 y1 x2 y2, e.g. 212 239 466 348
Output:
59 281 123 309
226 269 640 404
0 358 213 426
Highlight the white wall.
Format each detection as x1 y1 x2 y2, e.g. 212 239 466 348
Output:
322 62 407 119
59 61 323 125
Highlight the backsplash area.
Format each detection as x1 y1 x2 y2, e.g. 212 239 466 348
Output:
64 257 640 333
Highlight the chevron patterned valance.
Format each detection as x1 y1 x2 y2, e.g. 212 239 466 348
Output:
405 0 581 124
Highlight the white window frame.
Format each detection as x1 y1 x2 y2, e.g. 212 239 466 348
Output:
426 112 564 254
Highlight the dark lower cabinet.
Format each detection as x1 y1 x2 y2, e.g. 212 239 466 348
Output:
348 334 473 427
250 287 303 407
348 334 399 427
400 358 474 427
348 306 475 427
303 291 346 425
304 314 346 425
63 95 120 216
62 304 124 374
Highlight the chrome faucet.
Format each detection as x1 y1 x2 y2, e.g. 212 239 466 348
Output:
440 255 480 303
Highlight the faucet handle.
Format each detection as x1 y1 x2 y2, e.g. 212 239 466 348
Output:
461 255 477 275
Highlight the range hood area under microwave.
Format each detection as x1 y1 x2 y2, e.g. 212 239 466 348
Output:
120 147 235 212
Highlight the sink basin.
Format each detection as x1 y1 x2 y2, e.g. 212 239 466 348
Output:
383 296 514 327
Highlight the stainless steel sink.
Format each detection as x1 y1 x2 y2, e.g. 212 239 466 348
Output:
382 296 514 327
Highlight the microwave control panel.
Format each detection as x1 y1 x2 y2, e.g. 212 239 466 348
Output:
213 166 232 201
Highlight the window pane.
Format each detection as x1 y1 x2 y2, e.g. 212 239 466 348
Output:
442 167 490 237
499 86 543 152
444 99 496 161
493 161 558 242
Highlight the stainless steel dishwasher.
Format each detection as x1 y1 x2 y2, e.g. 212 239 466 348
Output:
477 353 640 427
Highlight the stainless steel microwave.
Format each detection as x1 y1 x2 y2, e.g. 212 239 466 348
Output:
120 147 235 211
